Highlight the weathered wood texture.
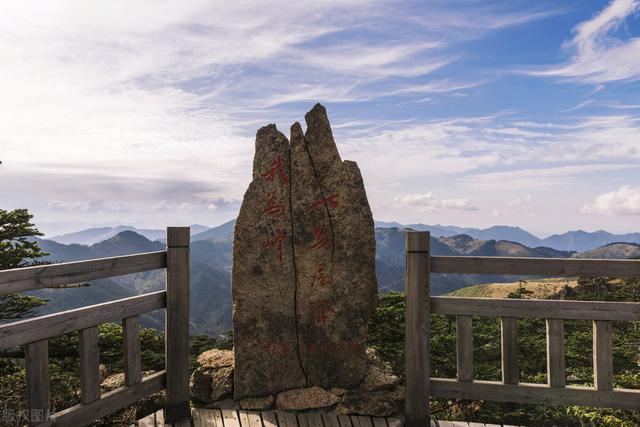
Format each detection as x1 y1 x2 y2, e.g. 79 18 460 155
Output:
456 315 473 382
40 371 166 427
0 251 166 294
184 409 513 427
593 320 613 391
430 378 640 410
79 326 101 403
123 316 142 386
0 291 166 349
546 318 565 388
404 231 430 426
430 255 640 278
26 339 50 425
500 317 518 385
165 226 191 424
431 296 640 321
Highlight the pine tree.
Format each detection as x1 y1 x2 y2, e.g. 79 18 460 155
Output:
0 209 49 320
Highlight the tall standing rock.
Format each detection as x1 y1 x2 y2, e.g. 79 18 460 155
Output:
233 125 306 399
232 104 378 398
300 104 378 388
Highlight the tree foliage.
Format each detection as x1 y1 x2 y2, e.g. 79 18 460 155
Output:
0 209 49 321
368 279 640 427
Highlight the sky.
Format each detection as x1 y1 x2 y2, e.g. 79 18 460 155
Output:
1 0 639 238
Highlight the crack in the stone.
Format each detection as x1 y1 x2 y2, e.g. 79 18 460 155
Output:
287 142 309 385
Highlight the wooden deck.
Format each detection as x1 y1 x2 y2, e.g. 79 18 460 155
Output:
138 409 524 427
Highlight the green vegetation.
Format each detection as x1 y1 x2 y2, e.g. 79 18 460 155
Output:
0 209 49 321
367 279 640 426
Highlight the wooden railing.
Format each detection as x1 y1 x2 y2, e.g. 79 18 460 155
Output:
403 231 640 427
0 227 191 427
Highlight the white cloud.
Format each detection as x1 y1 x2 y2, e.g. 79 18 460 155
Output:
582 185 640 215
395 193 478 212
529 0 640 83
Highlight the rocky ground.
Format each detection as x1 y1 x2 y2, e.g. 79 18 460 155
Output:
190 348 404 417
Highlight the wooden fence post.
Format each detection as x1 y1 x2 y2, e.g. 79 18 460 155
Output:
405 231 430 426
165 227 190 425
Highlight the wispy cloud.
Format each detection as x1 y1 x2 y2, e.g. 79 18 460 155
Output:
528 0 640 83
395 193 478 212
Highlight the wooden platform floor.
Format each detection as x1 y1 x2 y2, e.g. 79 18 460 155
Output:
138 408 524 427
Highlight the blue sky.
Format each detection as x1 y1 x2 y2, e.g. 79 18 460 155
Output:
1 0 639 237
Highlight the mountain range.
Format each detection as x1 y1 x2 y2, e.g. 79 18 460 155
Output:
374 221 640 252
28 224 639 337
49 220 640 253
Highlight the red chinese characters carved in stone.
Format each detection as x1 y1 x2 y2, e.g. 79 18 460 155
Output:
261 155 289 185
309 298 335 326
264 191 286 217
311 194 339 210
311 226 332 250
314 263 330 287
262 230 287 262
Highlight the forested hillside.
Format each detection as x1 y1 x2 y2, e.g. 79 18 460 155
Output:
368 278 640 426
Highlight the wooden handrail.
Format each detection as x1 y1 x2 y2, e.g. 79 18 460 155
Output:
0 251 167 294
431 296 640 320
404 230 640 424
431 255 640 278
0 291 166 349
3 226 191 427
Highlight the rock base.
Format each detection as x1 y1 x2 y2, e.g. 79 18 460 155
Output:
191 347 404 417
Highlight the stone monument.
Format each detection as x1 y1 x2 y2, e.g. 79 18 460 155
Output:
232 104 378 399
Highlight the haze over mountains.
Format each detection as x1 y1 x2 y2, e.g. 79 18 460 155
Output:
29 220 639 337
50 220 640 252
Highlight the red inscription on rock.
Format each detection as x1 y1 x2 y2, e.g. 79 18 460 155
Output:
262 230 287 262
312 194 339 210
309 298 335 326
314 263 330 287
311 226 332 250
260 337 291 355
264 191 286 217
261 155 289 185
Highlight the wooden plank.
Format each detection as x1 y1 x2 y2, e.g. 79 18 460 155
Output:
297 413 309 427
41 371 165 427
371 417 387 427
468 423 486 427
321 412 341 427
593 320 613 390
405 231 431 427
155 409 165 426
165 227 191 425
25 339 50 425
137 412 155 427
456 315 473 382
546 318 565 388
79 327 101 403
337 414 353 427
222 409 242 427
501 317 518 385
430 255 640 278
262 411 279 427
213 409 225 427
430 378 640 410
386 418 401 427
0 291 166 349
278 411 299 427
123 316 142 386
193 408 217 427
431 296 640 321
306 413 323 427
0 251 167 294
238 410 251 427
247 411 263 427
356 416 373 427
